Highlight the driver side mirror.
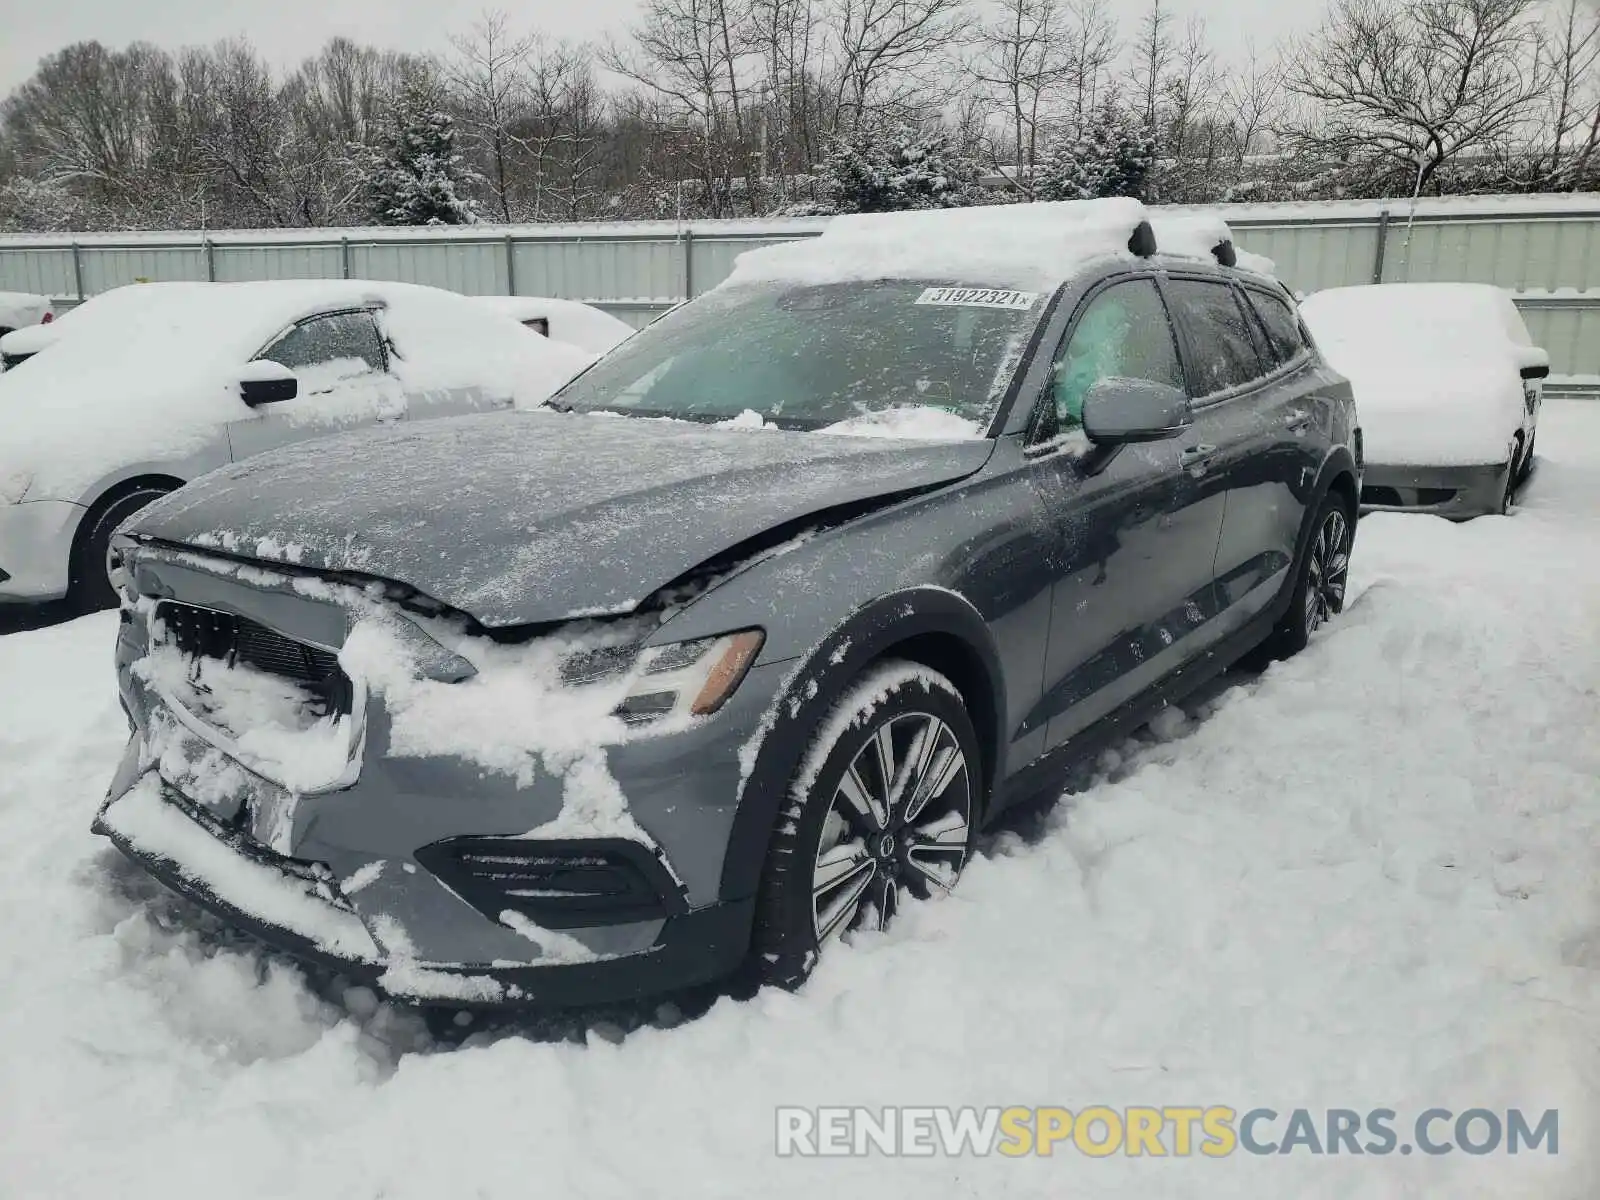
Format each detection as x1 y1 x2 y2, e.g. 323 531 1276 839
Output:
239 359 298 407
1082 378 1192 445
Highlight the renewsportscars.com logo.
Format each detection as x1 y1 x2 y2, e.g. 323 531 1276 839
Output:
775 1106 1561 1159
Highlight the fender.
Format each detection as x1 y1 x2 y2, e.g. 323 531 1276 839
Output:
718 586 1007 901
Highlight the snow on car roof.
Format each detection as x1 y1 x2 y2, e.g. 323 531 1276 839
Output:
722 197 1151 292
1300 283 1532 356
1299 283 1542 467
1147 213 1279 277
471 295 636 355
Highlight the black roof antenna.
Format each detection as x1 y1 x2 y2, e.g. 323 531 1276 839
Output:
1212 238 1239 268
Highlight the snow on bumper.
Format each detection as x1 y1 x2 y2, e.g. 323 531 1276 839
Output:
93 769 756 1007
0 499 81 601
95 773 382 962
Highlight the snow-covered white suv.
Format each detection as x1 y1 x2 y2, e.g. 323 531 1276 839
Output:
0 280 591 610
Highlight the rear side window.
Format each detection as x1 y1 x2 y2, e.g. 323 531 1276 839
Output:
1166 279 1265 397
1048 278 1186 431
260 310 385 373
1244 288 1308 366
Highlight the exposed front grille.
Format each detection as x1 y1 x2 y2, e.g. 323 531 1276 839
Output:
155 602 351 718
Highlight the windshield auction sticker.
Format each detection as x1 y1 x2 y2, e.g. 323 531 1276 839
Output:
915 287 1041 311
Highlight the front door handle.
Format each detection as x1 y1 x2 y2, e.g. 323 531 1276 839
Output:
1181 444 1217 460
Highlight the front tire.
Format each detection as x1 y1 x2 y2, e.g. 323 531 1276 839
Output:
749 661 981 989
68 485 173 613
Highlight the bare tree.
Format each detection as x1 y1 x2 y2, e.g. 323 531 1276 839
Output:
1162 16 1217 162
1223 40 1286 166
966 0 1075 193
1063 0 1118 129
1282 0 1548 196
449 12 534 222
602 0 759 216
1128 0 1174 131
824 0 971 134
1518 0 1600 188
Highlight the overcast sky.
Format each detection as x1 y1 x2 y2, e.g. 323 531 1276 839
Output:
0 0 1321 94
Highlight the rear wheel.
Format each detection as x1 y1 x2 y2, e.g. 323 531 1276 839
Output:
749 661 980 989
1517 432 1537 485
68 484 174 613
1259 492 1353 661
1499 436 1524 514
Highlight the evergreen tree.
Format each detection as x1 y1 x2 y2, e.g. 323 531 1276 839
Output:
1036 104 1158 202
821 124 983 214
362 76 479 226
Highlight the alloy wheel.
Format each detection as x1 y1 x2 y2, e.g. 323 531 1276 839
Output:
1304 508 1351 635
811 712 972 943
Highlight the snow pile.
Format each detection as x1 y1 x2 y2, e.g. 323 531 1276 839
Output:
1301 284 1543 466
134 641 359 800
725 198 1149 292
471 295 637 356
819 406 986 441
1 404 1598 1197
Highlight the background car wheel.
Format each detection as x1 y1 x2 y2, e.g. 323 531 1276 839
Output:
1499 435 1524 514
68 484 173 613
748 660 981 990
1259 492 1354 662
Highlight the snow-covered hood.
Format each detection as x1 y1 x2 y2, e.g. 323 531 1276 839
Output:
125 410 996 627
1336 360 1527 467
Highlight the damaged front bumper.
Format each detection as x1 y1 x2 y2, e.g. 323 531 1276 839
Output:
95 770 755 1007
93 542 784 1008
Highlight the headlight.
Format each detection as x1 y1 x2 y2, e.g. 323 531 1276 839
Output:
562 629 765 726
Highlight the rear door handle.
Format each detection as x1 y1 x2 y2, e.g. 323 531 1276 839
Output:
1181 444 1217 460
1285 410 1312 432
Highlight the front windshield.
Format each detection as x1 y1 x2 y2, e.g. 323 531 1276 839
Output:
552 279 1048 432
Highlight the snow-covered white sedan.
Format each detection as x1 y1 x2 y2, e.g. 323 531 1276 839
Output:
1299 283 1549 518
0 280 592 611
471 295 637 355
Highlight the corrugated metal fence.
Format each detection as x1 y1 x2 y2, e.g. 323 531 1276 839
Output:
2 196 1596 393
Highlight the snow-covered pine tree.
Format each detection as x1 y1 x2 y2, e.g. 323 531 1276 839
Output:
821 124 983 213
1036 104 1157 202
363 75 480 226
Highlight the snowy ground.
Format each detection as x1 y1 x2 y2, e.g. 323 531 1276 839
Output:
2 405 1597 1199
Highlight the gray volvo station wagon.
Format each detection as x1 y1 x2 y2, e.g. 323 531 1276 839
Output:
94 202 1362 1008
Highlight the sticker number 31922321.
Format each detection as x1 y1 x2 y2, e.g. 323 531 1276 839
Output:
915 287 1041 311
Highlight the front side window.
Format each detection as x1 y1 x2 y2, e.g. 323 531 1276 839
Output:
1166 279 1265 397
1047 278 1185 432
552 280 1045 432
1244 287 1308 366
259 310 385 374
